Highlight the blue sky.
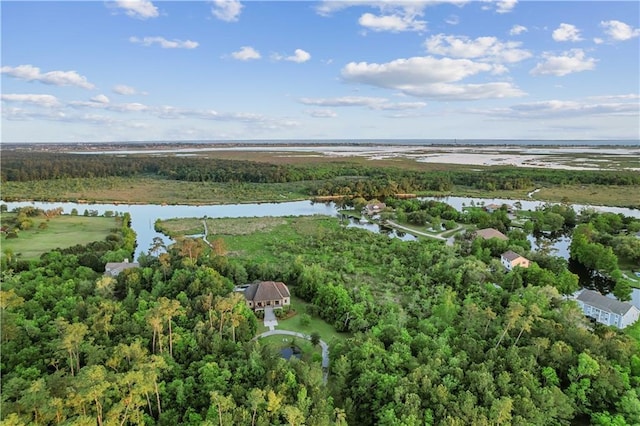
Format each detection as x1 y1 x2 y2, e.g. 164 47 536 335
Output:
1 0 639 142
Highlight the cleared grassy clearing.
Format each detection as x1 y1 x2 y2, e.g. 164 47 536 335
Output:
531 185 640 208
1 213 116 259
157 215 341 263
277 295 351 343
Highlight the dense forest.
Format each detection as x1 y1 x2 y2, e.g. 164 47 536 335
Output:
2 203 640 425
2 150 640 201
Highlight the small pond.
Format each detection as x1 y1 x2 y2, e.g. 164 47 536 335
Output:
280 346 302 360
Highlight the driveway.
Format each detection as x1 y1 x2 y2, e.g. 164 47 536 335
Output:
263 307 278 331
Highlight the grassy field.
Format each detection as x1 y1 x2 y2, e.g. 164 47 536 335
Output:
1 213 116 260
530 185 640 208
164 215 342 263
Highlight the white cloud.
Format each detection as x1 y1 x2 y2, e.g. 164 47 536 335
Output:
306 109 338 118
114 0 159 19
358 12 426 32
600 20 640 41
495 0 517 14
113 84 138 95
231 46 261 61
1 93 61 107
341 56 525 100
481 98 640 119
552 23 582 42
273 49 311 63
316 1 469 17
211 0 243 22
90 94 110 104
129 36 199 49
300 96 427 110
531 49 596 77
445 15 459 25
509 24 527 35
1 64 95 89
425 34 531 63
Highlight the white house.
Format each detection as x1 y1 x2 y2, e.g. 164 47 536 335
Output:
575 289 640 329
501 250 530 271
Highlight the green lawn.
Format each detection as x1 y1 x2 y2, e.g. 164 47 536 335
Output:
1 213 117 260
253 295 351 344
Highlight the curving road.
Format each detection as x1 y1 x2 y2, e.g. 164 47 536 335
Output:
254 329 330 382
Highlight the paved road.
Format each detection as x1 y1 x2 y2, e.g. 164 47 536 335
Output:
254 329 330 382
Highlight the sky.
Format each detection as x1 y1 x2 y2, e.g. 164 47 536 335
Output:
1 0 639 143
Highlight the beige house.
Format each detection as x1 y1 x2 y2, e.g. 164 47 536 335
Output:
501 250 530 271
104 259 140 277
244 281 291 311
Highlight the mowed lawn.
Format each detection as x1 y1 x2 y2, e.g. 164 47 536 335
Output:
2 214 117 260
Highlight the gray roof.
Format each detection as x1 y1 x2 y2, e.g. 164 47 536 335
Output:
104 261 140 276
502 250 526 262
244 281 290 302
576 289 635 316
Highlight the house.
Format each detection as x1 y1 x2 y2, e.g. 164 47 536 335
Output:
501 250 530 271
575 289 640 329
243 281 291 311
484 203 514 214
104 259 140 277
474 228 508 241
362 202 386 216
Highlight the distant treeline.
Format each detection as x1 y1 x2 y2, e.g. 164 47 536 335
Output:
2 151 639 199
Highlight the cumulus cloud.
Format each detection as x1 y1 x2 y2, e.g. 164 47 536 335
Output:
480 98 640 119
113 84 138 95
211 0 243 22
341 56 525 100
129 36 199 49
299 96 427 110
1 93 61 107
425 34 531 63
306 109 338 118
552 23 582 42
231 46 261 60
358 12 426 32
600 20 640 41
113 0 159 19
1 64 95 89
273 49 311 63
531 49 596 77
509 24 527 35
495 0 517 14
90 94 110 104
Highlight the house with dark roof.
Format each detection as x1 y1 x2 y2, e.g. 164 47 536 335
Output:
243 281 291 311
500 250 530 271
104 259 140 277
575 289 640 329
474 228 508 241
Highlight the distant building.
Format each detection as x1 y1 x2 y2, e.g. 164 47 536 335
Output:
243 281 291 311
575 289 640 329
362 202 386 216
474 228 508 241
104 259 140 277
501 250 530 271
484 203 513 214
